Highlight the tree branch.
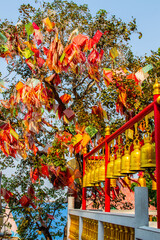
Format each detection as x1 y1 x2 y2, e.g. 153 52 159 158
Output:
44 81 66 112
48 203 62 229
73 75 88 89
81 80 95 98
33 136 45 148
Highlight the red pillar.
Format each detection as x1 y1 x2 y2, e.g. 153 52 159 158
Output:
154 85 160 228
105 127 110 212
82 148 87 210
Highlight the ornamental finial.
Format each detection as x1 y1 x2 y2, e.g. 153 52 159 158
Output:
82 147 87 155
105 126 110 136
153 78 160 95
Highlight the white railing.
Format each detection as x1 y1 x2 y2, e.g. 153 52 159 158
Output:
67 187 160 240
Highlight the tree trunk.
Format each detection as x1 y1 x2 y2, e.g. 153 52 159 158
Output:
63 224 67 240
39 226 53 240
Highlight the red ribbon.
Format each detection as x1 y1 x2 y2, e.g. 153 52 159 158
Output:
94 186 103 197
112 188 116 200
114 186 120 195
120 178 133 192
92 192 96 198
98 183 105 195
149 172 156 182
128 177 141 186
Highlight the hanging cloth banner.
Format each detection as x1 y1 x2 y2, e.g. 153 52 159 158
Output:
0 32 7 43
109 47 119 59
25 22 34 38
142 64 153 73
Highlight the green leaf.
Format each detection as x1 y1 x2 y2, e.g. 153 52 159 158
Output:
25 22 34 36
85 126 98 138
0 32 7 43
13 108 17 117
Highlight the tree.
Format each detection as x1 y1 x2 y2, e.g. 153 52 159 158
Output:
0 0 151 239
2 164 67 240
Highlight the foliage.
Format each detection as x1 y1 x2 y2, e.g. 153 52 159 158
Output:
145 173 157 208
110 192 134 210
0 0 157 239
130 172 157 208
86 186 134 211
2 167 67 240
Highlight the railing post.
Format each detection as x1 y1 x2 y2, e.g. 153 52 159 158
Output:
98 221 104 240
135 187 148 228
105 126 110 212
79 217 83 240
67 196 75 239
153 79 160 229
82 147 87 210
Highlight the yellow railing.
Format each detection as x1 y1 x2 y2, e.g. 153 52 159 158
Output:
103 222 134 240
69 215 79 240
69 215 136 240
81 218 98 240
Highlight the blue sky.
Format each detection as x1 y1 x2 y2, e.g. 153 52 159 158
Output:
0 0 160 56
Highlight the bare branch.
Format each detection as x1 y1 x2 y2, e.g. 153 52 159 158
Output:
73 75 88 89
81 80 95 98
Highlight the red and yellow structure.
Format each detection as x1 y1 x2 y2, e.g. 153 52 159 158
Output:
82 79 160 228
